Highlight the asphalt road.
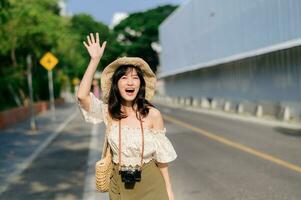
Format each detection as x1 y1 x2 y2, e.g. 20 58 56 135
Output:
1 103 300 200
158 104 301 200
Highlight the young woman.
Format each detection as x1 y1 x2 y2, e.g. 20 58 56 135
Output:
76 33 177 200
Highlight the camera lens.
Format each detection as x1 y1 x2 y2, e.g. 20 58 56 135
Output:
124 172 135 184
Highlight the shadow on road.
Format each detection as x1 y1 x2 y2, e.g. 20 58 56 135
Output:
0 117 93 200
275 127 301 137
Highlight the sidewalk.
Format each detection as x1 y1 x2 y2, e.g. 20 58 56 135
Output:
154 100 301 130
0 103 78 194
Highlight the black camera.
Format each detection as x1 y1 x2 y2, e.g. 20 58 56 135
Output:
119 169 141 185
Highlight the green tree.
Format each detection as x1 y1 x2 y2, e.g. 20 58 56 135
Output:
113 5 178 73
70 14 111 76
0 1 178 111
0 0 70 109
0 0 61 66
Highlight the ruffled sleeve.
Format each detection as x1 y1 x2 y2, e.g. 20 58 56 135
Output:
152 128 177 163
75 92 108 125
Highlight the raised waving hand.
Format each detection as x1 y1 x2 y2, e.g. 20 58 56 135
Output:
77 33 106 108
83 32 107 60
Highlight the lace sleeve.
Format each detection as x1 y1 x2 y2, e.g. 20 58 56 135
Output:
152 128 177 163
76 92 106 124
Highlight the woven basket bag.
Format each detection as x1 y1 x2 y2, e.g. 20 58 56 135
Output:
95 115 113 192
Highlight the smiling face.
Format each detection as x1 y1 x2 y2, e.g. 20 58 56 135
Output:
117 67 141 103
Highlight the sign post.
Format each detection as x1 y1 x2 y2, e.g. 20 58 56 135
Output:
48 70 55 121
27 54 37 131
39 52 59 121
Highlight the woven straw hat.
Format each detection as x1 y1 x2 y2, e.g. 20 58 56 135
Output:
100 57 156 104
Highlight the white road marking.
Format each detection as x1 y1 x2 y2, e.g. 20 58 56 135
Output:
165 114 301 174
0 111 78 195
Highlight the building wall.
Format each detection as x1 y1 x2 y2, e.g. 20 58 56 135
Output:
159 0 301 75
163 46 301 117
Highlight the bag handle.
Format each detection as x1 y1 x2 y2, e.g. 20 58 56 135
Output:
101 113 112 159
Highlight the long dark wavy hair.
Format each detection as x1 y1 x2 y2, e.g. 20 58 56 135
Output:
108 65 155 120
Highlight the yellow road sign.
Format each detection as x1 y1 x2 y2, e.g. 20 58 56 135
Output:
40 52 59 71
72 77 80 86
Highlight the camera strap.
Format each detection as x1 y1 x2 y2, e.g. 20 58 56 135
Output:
118 114 144 171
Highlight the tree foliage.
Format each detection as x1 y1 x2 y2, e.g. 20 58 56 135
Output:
113 5 177 73
69 14 110 76
0 1 177 110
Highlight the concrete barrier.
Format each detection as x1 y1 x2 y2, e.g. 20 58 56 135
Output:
192 98 200 107
224 101 231 112
279 102 301 121
237 103 244 114
255 105 263 117
200 98 210 108
185 97 193 106
155 95 300 122
282 106 290 121
211 100 217 109
257 101 280 117
179 97 185 105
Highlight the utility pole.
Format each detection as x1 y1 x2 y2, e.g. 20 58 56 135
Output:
26 54 37 131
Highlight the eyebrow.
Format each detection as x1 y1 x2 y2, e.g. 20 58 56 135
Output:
124 73 138 76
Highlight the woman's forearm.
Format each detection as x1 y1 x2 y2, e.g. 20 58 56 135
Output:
158 163 175 199
77 58 100 99
77 33 106 100
157 163 173 190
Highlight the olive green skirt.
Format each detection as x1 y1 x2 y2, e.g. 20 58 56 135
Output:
109 159 169 200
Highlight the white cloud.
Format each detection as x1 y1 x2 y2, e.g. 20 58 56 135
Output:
110 12 129 29
59 0 72 17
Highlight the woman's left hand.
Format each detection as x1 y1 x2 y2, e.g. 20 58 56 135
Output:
83 32 106 61
167 188 175 200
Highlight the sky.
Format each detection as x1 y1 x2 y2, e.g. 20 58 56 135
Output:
65 0 185 25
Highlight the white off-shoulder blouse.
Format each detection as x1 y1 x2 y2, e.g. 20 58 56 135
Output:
76 92 177 167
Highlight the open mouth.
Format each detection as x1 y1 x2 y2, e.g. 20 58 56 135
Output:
125 88 135 96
